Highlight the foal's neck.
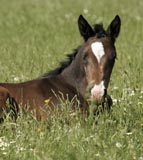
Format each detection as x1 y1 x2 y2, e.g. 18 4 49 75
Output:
60 59 87 96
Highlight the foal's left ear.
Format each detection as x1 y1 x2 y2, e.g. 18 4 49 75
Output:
107 15 121 40
78 15 94 41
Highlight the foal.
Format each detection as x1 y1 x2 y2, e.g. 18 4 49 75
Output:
0 15 121 120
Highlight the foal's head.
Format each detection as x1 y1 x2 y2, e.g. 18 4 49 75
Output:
77 15 121 104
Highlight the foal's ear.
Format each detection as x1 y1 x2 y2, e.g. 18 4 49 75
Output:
107 15 121 40
78 15 94 41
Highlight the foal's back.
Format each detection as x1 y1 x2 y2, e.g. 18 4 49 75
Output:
0 76 88 120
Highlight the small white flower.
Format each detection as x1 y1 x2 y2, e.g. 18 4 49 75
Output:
115 142 122 148
138 102 142 105
14 77 20 82
83 9 88 14
0 137 10 148
10 141 16 144
95 153 100 157
30 148 34 151
138 157 143 160
123 107 127 112
19 147 25 151
126 132 132 135
113 86 118 90
1 147 5 151
113 98 117 103
130 90 135 96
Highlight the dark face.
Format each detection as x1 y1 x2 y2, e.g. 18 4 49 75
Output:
78 14 121 103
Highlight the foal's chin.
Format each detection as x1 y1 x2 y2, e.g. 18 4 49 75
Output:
90 96 103 106
91 94 113 107
90 95 113 116
91 99 103 106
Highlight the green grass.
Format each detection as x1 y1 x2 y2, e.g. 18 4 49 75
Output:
0 0 143 159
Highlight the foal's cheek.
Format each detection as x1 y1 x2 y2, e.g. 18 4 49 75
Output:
85 64 101 85
84 65 91 82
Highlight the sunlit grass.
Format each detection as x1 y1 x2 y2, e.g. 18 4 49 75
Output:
0 0 143 159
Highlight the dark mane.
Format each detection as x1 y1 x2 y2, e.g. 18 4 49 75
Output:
42 47 80 77
41 23 107 78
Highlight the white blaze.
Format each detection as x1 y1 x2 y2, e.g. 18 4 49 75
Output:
90 81 105 100
91 42 105 63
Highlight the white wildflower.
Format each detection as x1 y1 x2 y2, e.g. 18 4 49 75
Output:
14 76 20 82
126 132 132 135
83 9 88 14
113 98 118 103
0 137 10 148
138 157 143 160
138 102 142 105
10 141 16 144
113 86 118 90
130 90 135 96
115 142 122 148
1 147 5 151
95 153 100 157
123 107 127 112
18 147 25 152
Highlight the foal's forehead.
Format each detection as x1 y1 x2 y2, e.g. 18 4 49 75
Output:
83 37 115 61
89 37 113 47
86 37 115 52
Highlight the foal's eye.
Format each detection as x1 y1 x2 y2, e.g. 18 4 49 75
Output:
112 55 116 60
110 53 117 60
108 54 116 66
83 54 88 64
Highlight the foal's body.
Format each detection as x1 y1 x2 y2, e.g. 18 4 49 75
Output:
0 15 121 120
0 76 88 120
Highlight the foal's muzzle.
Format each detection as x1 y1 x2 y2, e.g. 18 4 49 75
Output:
94 92 113 116
91 88 107 105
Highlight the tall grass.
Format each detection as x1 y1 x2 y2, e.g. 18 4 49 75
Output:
0 0 143 159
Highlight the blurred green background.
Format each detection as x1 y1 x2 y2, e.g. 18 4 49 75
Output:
0 0 142 160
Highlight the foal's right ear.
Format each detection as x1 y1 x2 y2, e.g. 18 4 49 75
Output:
107 15 121 40
78 15 94 41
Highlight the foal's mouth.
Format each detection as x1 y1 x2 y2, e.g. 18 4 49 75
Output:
86 81 109 105
90 89 107 105
89 88 113 107
90 80 106 104
88 89 113 115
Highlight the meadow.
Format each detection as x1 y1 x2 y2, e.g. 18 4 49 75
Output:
0 0 143 159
